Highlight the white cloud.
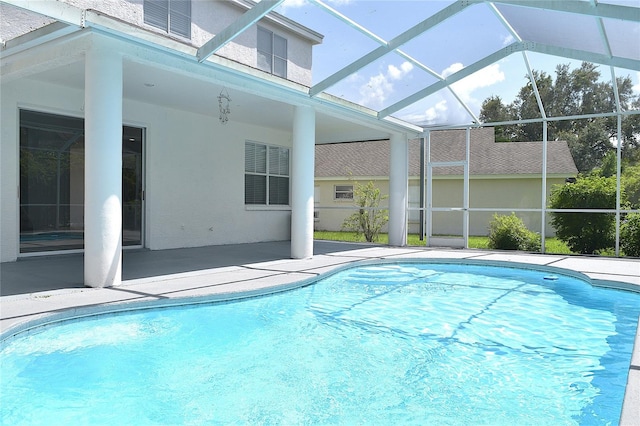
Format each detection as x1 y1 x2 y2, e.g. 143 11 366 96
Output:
280 0 309 9
502 34 515 46
358 61 414 109
423 100 448 123
401 62 506 125
388 64 403 80
442 62 463 78
451 63 505 103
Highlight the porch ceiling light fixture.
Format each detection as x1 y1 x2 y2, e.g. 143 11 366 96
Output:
218 87 231 124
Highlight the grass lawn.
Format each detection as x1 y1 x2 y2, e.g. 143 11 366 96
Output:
314 231 573 254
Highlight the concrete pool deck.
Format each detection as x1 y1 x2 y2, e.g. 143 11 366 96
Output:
1 240 639 423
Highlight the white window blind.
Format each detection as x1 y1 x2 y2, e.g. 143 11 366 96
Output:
335 185 354 200
144 0 191 39
245 141 289 205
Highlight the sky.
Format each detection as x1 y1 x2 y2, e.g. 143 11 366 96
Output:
272 0 640 127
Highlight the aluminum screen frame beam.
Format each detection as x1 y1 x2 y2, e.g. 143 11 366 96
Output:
309 0 475 97
0 0 85 27
196 0 285 63
309 0 479 122
492 0 640 22
379 42 525 119
379 39 639 119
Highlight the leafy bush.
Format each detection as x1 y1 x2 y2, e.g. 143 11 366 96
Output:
622 165 640 208
488 213 541 251
549 176 618 254
341 181 388 243
621 213 640 257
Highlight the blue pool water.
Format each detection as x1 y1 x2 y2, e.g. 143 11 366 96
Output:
2 262 640 425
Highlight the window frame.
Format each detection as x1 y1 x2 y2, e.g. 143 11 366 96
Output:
245 141 290 206
334 184 354 200
257 26 288 78
143 0 191 39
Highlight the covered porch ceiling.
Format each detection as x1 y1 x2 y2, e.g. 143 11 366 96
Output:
1 0 639 140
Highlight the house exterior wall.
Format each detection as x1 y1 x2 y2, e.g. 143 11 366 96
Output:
1 0 315 86
0 3 56 40
0 76 293 262
314 179 390 235
314 176 567 238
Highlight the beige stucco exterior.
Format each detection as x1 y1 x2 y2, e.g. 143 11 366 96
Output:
315 175 569 237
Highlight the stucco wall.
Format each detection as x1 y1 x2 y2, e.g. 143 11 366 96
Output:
314 179 390 235
0 77 292 262
133 97 293 250
314 176 566 238
57 0 315 86
0 3 56 41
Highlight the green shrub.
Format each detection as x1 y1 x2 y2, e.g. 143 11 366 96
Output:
341 181 388 243
549 176 618 254
488 213 541 251
621 213 640 257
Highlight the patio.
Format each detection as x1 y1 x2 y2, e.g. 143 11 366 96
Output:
2 240 639 330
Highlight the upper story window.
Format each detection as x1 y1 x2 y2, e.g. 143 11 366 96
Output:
245 141 290 206
257 26 287 78
144 0 191 39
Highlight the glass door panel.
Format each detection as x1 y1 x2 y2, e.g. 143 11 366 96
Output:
19 110 144 253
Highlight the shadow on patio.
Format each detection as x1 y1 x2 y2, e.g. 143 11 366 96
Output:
0 240 375 297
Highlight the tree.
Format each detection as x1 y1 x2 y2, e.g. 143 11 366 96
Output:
478 62 640 172
549 176 619 254
620 213 640 257
341 181 388 242
622 165 640 208
479 96 515 142
565 118 614 173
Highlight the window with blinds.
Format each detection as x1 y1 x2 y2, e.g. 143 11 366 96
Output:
245 141 290 205
335 185 354 200
143 0 191 39
257 26 287 78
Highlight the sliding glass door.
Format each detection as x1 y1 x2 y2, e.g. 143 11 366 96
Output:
19 110 144 253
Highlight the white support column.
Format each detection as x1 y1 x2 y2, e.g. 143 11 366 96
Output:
84 40 123 288
388 133 408 247
291 105 315 259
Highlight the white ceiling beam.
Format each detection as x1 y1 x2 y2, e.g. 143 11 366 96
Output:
522 51 547 120
380 36 640 120
0 21 78 58
610 67 622 114
310 0 479 122
196 0 285 63
490 0 640 22
310 0 444 82
379 42 525 119
528 42 640 71
0 0 85 26
309 0 475 97
488 2 522 42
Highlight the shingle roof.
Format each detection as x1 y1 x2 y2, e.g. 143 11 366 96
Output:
315 127 578 178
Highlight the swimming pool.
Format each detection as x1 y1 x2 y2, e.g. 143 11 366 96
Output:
1 261 639 425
